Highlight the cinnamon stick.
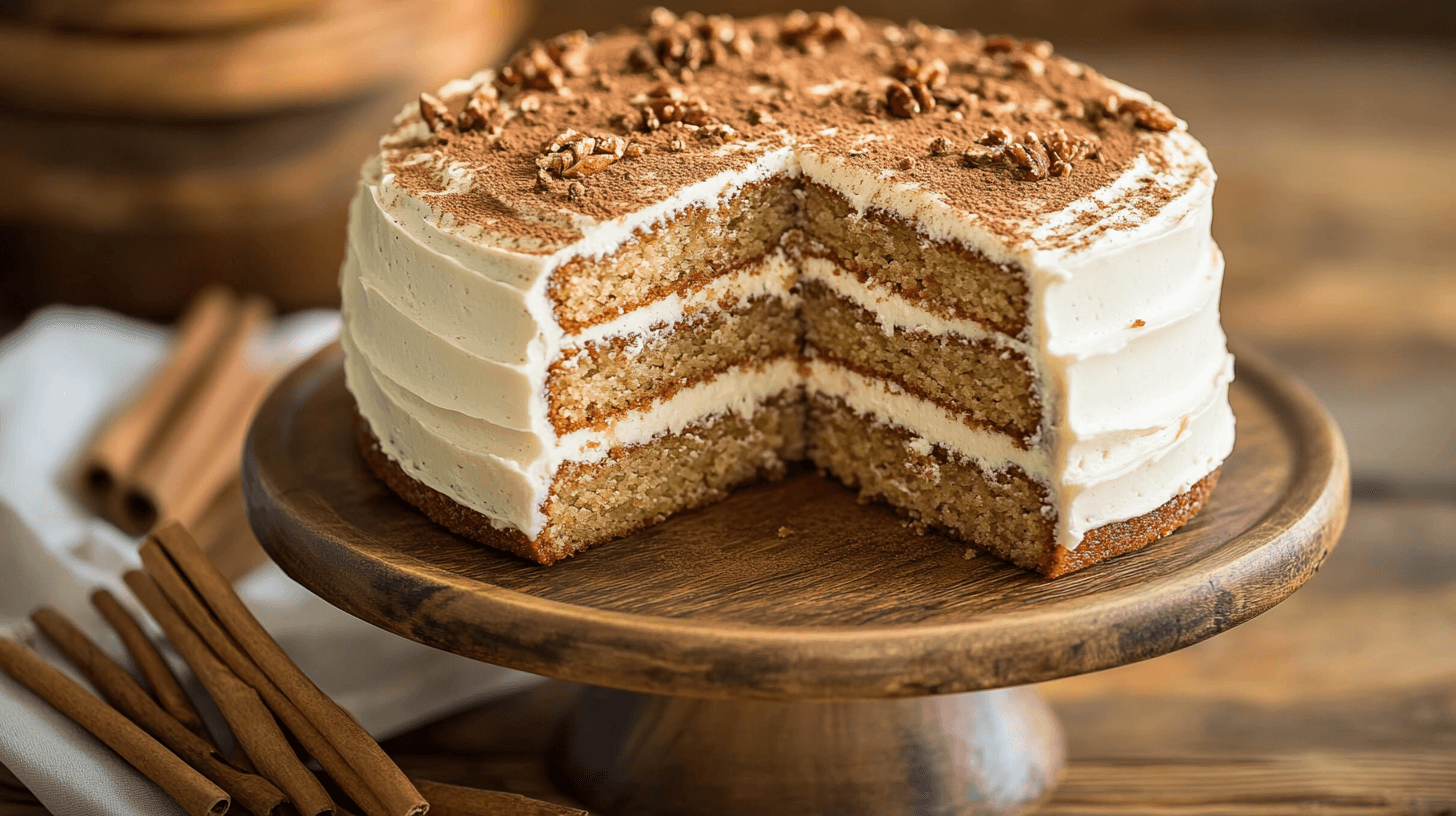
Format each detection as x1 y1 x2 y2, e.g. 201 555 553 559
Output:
91 588 213 745
30 606 288 816
79 286 237 517
130 552 388 816
189 478 270 583
148 522 427 816
121 295 274 534
412 779 589 816
0 637 230 816
122 571 335 816
168 370 275 531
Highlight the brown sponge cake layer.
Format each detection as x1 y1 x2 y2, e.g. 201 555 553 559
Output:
358 393 806 565
799 279 1040 445
800 183 1031 338
548 292 802 433
806 393 1218 577
548 177 798 333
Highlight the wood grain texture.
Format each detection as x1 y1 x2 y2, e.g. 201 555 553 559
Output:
242 341 1348 700
556 686 1065 816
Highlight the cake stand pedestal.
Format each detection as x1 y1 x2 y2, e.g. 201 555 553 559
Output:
242 344 1348 816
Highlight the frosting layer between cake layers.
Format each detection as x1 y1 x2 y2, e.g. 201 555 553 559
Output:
343 125 1234 553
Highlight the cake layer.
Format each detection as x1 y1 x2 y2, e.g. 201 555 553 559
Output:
549 254 801 433
801 182 1029 337
807 393 1054 570
549 176 798 332
800 278 1039 444
807 393 1221 575
541 392 806 560
358 393 806 565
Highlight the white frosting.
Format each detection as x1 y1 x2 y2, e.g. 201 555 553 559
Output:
345 327 804 535
343 124 1235 550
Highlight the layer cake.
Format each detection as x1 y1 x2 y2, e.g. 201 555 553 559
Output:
341 10 1235 576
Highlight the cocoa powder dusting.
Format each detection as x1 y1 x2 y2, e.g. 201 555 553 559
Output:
381 11 1197 253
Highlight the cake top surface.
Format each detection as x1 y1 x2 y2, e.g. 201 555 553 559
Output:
379 10 1210 257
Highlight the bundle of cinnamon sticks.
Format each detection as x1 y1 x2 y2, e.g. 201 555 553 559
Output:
79 287 279 578
0 521 586 816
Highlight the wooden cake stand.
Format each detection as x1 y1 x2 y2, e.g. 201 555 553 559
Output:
242 343 1348 816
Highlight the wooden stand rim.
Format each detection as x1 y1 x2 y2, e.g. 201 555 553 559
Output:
243 342 1348 700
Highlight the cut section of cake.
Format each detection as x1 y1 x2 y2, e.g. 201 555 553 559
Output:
341 11 1236 576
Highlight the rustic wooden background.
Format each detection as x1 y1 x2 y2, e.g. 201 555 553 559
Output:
3 1 1455 812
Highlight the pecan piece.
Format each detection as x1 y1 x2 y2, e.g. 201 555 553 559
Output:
418 92 454 133
1005 140 1050 180
457 85 499 131
978 126 1013 146
886 81 920 118
595 134 627 158
562 153 617 178
1123 99 1178 131
962 144 999 167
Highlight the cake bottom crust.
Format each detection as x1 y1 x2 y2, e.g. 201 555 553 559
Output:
356 399 1220 576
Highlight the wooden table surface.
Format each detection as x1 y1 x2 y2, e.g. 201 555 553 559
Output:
3 36 1454 815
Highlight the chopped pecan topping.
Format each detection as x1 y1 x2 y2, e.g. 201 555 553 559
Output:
982 35 1017 54
497 33 593 95
929 135 955 156
893 56 948 89
638 83 714 131
748 109 775 125
562 153 616 179
1091 95 1177 131
1004 139 1050 180
546 31 592 77
886 81 927 118
630 9 753 73
668 136 687 152
781 7 863 54
1122 99 1178 131
1010 53 1045 76
538 129 638 179
418 93 454 134
975 128 1095 180
977 126 1013 146
567 181 586 200
456 84 500 132
1024 39 1054 59
1044 128 1094 163
899 156 916 171
595 134 627 158
961 145 998 167
910 81 935 112
623 142 646 158
700 123 738 143
517 95 541 113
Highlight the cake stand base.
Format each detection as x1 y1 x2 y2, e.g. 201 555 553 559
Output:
555 686 1064 816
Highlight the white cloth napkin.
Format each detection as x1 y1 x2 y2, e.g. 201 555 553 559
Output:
0 308 541 816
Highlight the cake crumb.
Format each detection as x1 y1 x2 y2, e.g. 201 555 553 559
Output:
1130 319 1146 328
963 548 978 559
776 526 794 538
